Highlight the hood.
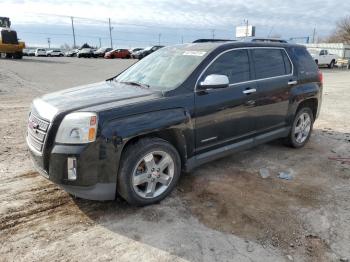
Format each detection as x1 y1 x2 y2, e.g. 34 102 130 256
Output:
34 81 159 121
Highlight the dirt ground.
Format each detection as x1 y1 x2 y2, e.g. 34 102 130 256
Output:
0 57 349 262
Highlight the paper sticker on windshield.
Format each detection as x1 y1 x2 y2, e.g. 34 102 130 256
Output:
183 51 206 56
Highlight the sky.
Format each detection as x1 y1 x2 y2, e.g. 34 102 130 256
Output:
1 0 349 48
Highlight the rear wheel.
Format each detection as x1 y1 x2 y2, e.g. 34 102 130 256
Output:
285 107 314 148
117 138 181 206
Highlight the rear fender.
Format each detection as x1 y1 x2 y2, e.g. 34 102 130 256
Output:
287 82 321 124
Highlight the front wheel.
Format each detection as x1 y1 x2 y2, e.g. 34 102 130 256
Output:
285 107 314 148
117 138 181 206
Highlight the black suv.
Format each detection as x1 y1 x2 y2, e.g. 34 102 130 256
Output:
27 42 322 206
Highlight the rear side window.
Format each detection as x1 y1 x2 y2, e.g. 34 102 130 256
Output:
292 47 318 76
203 49 250 84
252 49 291 79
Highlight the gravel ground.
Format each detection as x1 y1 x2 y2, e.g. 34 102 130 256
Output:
0 57 349 262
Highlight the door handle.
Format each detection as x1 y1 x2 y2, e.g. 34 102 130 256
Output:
288 80 298 86
243 88 256 94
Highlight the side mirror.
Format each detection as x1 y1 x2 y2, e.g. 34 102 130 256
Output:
199 74 229 89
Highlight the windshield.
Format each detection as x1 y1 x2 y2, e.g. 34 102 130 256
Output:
115 46 209 91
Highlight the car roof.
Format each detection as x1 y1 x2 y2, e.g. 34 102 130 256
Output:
175 41 303 52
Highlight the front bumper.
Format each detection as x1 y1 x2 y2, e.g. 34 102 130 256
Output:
28 142 117 201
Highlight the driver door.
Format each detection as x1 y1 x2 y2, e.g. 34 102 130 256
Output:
194 49 258 153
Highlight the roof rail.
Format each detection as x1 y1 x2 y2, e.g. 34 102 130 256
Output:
192 39 234 43
241 37 288 43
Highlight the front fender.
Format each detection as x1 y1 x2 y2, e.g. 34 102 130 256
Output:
100 108 194 169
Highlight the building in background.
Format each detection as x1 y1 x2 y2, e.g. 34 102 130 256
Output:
303 43 350 58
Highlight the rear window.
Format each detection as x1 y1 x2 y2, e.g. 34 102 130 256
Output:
292 47 318 77
252 48 292 79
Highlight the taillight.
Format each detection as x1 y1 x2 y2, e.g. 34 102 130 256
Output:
318 70 323 84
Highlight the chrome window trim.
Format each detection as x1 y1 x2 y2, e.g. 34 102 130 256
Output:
195 47 294 91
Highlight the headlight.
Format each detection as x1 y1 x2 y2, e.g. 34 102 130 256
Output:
55 112 98 144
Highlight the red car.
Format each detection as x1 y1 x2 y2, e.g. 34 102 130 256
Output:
104 49 131 59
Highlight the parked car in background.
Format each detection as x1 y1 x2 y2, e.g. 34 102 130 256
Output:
93 47 113 58
22 48 29 56
130 48 144 58
35 48 47 57
308 48 338 68
104 49 131 59
77 48 94 58
28 49 36 56
26 42 322 206
46 50 64 57
65 49 78 57
133 45 164 59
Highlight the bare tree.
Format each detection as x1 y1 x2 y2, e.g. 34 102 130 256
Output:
327 16 350 43
60 43 71 50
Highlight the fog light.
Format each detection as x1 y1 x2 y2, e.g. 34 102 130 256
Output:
67 157 77 181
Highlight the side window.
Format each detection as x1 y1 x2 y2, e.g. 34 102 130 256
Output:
282 50 292 75
292 47 318 77
252 49 288 79
203 49 250 84
320 50 326 55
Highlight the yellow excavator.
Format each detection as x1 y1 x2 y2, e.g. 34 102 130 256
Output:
0 17 25 59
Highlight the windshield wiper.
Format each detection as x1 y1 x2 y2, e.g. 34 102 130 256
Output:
120 81 150 89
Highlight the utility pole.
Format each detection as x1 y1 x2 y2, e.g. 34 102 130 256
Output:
312 28 316 43
108 18 113 49
158 33 161 45
99 38 101 48
71 16 76 48
181 35 184 44
211 29 215 39
47 38 51 48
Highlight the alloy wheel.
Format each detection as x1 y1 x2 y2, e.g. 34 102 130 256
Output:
132 150 175 199
294 112 312 144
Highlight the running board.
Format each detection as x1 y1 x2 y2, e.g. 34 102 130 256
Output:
185 127 289 172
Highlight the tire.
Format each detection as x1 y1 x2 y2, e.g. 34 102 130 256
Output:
5 53 13 59
117 137 181 206
315 59 318 65
285 107 314 148
13 52 23 59
328 60 335 69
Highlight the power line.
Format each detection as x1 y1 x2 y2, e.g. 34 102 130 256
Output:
33 12 233 33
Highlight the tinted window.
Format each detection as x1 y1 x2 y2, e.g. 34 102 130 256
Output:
253 49 289 79
203 49 250 84
282 50 292 74
292 47 318 76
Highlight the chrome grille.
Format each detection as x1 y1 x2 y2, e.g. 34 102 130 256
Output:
27 112 50 153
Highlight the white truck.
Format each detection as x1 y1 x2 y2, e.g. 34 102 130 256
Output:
307 48 338 68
